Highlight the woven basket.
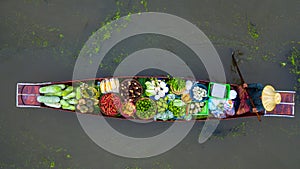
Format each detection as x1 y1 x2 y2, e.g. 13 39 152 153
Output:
170 85 186 95
135 97 157 120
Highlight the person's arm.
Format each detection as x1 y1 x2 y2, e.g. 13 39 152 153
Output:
247 83 263 90
252 104 264 113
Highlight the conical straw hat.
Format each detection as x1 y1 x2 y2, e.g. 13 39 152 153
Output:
262 85 281 111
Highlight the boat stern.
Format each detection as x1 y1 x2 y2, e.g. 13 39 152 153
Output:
264 91 296 118
16 82 51 108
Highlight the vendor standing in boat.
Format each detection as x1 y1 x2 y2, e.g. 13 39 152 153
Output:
236 83 282 115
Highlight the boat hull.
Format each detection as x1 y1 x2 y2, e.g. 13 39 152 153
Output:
16 76 296 121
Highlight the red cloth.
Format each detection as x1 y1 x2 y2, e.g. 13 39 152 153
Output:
236 85 250 115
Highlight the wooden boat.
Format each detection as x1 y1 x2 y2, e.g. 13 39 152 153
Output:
16 76 296 121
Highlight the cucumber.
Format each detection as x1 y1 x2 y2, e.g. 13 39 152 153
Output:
62 105 75 111
62 86 74 96
37 96 60 103
62 92 76 100
44 102 61 108
60 100 70 107
67 99 78 105
39 85 62 94
45 91 62 97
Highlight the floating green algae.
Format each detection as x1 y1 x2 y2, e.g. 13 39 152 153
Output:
247 22 259 40
288 47 300 95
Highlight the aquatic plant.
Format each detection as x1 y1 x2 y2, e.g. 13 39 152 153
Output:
288 47 300 96
247 22 259 40
288 47 300 74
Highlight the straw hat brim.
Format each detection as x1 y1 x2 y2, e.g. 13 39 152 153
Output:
262 85 281 111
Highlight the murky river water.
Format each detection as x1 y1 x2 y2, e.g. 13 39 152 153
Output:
0 0 299 168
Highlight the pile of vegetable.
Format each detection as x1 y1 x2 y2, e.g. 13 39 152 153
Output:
191 84 207 102
100 78 119 94
145 79 169 100
156 97 168 113
168 99 186 118
154 96 173 121
135 98 157 120
75 83 100 113
38 84 76 110
167 78 186 95
100 93 122 116
188 102 206 115
120 79 142 103
121 102 136 117
77 98 98 113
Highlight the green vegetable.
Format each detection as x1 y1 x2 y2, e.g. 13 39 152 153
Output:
45 91 62 96
39 85 62 94
62 86 74 96
62 105 75 111
76 87 82 99
156 98 168 113
173 100 185 107
67 99 78 105
136 99 152 111
167 78 185 91
53 84 66 89
62 92 75 100
168 100 186 117
60 100 70 107
145 89 156 96
136 98 157 119
37 96 60 103
145 81 155 90
44 102 61 108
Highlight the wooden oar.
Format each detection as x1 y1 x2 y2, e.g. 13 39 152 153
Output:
231 51 261 122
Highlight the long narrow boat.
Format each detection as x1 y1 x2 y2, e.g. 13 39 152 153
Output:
16 76 296 121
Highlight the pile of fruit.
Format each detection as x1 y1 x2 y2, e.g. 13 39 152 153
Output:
75 83 100 113
121 102 136 117
135 98 157 120
120 79 142 103
38 84 76 110
188 102 206 115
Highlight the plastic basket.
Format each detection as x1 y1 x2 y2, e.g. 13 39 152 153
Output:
208 82 230 100
189 100 209 117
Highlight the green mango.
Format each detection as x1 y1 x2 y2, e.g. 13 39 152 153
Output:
60 100 70 107
76 87 82 99
67 99 78 105
62 105 75 111
63 92 76 100
62 86 74 96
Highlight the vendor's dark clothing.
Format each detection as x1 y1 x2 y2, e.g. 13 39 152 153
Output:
246 83 264 112
234 83 265 114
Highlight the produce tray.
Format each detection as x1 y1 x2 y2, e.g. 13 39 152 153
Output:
208 82 230 100
190 100 209 117
190 83 208 102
